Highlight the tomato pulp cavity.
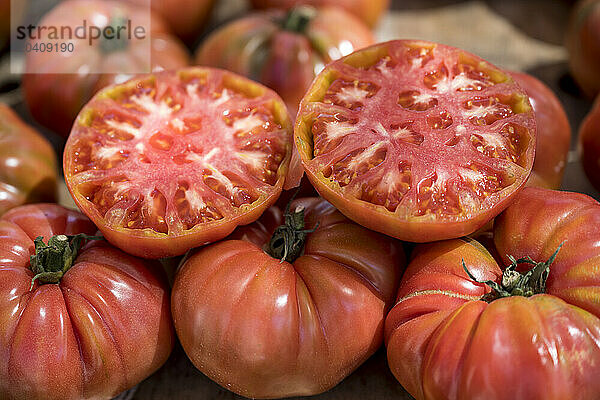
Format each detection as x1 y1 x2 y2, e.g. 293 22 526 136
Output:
64 67 292 258
295 40 536 242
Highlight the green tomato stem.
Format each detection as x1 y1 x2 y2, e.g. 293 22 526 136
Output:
29 233 103 289
463 243 563 302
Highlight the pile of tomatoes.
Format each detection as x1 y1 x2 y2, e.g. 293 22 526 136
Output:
1 0 600 399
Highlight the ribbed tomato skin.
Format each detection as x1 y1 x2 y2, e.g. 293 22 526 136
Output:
385 187 600 400
172 197 404 398
0 204 173 400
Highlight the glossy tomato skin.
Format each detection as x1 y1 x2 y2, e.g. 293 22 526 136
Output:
566 0 600 98
0 204 173 400
0 104 57 216
579 98 600 191
22 0 189 137
172 197 404 398
295 40 537 243
124 0 216 42
195 7 374 114
64 67 293 259
511 71 571 189
249 0 389 28
385 187 600 400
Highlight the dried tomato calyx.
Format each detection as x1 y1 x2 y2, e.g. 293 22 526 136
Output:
281 6 316 34
29 233 103 289
265 202 318 263
462 244 563 302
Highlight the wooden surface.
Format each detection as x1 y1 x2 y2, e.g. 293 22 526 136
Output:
2 0 597 399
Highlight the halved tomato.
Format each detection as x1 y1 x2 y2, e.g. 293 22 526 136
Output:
63 67 293 259
294 40 536 242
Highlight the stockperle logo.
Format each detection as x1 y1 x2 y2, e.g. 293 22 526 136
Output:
10 0 153 75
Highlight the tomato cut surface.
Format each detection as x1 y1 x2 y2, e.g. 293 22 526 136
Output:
295 40 536 242
64 67 292 258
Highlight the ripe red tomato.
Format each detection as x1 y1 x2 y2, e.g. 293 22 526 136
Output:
124 0 216 43
195 6 374 115
0 203 173 400
566 0 600 98
172 197 404 398
295 40 536 243
579 97 600 190
22 0 190 137
0 104 58 216
511 71 571 189
249 0 389 28
385 187 600 400
64 67 293 259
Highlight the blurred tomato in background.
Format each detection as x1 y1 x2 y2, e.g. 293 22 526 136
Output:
511 71 571 189
566 0 600 98
579 96 600 191
195 6 374 115
0 103 57 216
22 0 189 137
249 0 389 28
124 0 216 43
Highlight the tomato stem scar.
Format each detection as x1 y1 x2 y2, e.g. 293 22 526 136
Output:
462 242 564 302
29 233 103 290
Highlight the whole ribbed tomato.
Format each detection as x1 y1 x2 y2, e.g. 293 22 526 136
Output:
386 187 600 400
64 67 293 259
172 197 404 398
295 40 536 243
0 204 173 400
195 6 374 115
249 0 389 28
22 0 189 137
566 0 600 98
0 104 57 216
511 71 571 189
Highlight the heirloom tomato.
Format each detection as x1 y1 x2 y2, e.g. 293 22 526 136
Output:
579 97 600 191
124 0 216 43
64 67 293 259
566 0 600 98
294 40 536 243
22 0 189 137
0 104 57 216
249 0 389 28
172 197 404 398
0 204 173 400
511 71 571 189
195 6 374 115
386 187 600 400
